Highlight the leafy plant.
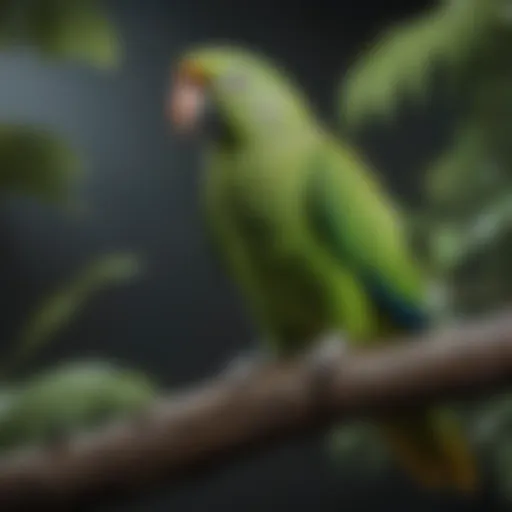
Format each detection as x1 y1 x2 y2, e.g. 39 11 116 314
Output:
340 0 512 286
0 253 143 379
0 0 121 206
0 360 156 451
0 0 120 67
0 0 156 452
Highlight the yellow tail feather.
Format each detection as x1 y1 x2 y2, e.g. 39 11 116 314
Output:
378 408 478 494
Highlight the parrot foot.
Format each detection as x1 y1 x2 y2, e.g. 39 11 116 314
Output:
306 331 349 405
309 331 348 372
221 347 274 383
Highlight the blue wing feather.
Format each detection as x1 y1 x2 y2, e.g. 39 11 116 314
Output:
363 274 430 331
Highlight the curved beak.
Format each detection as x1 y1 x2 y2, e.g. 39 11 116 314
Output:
166 70 207 135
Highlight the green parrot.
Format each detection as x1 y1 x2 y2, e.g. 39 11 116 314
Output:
166 45 478 493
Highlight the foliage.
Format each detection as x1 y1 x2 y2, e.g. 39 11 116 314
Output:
328 423 388 474
0 0 120 67
339 0 512 291
340 0 499 126
0 0 121 205
334 0 512 497
0 1 157 452
0 124 81 206
0 253 143 378
0 360 156 451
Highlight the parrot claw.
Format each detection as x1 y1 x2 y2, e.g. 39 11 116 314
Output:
221 347 274 383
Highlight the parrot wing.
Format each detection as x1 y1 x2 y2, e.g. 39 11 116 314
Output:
304 142 478 492
305 143 430 333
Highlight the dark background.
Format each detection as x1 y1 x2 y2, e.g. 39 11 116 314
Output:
0 0 499 510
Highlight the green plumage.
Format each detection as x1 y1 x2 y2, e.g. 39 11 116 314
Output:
177 45 477 492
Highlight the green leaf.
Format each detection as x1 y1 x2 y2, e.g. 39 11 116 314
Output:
463 194 512 259
23 0 120 68
0 253 144 377
0 0 16 49
0 360 156 451
327 423 388 471
424 127 485 207
468 395 512 502
0 124 81 207
429 224 467 271
429 194 512 273
468 195 512 241
339 0 497 127
470 397 512 448
0 387 19 417
495 442 512 502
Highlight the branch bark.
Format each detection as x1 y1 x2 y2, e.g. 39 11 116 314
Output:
2 309 512 510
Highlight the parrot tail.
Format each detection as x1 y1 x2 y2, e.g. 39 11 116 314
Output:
378 408 478 494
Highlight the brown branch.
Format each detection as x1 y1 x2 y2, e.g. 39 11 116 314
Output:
2 309 512 510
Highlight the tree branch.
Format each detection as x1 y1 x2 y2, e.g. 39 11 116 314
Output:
2 309 512 510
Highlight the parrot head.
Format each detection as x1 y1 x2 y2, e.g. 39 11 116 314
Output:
166 45 314 145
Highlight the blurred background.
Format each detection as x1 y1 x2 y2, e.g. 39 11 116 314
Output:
0 0 511 510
